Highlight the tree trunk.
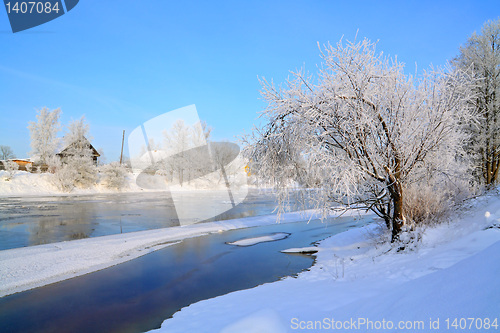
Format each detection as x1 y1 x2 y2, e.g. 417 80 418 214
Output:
492 159 500 184
386 172 406 242
484 157 500 186
390 186 405 242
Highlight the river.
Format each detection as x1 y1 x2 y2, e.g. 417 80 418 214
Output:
0 190 370 333
0 216 368 333
0 189 297 250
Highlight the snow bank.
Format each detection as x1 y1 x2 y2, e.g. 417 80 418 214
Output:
152 191 500 333
0 170 148 197
0 170 244 197
227 233 290 246
0 170 60 196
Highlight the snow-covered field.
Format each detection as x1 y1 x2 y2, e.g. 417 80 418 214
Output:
150 191 500 333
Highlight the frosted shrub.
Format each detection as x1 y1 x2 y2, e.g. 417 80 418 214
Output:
100 162 128 190
403 184 451 227
71 153 98 188
46 155 61 174
2 160 19 180
52 156 97 191
52 163 78 192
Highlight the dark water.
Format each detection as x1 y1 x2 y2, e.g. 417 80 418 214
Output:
0 217 367 333
0 190 298 250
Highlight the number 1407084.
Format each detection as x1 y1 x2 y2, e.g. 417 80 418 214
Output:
445 318 498 330
5 2 61 14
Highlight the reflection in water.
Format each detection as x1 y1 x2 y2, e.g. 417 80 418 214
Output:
28 206 95 245
0 190 304 250
0 192 178 250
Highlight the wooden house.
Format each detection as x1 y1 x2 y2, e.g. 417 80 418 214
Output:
57 137 100 165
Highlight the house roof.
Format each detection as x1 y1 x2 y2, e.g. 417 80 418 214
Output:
57 136 100 157
11 159 32 163
0 159 31 163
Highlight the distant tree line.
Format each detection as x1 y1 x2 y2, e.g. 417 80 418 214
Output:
133 119 244 188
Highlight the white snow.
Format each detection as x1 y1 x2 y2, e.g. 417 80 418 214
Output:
227 233 290 246
149 191 500 333
280 246 318 254
0 170 241 197
0 170 147 197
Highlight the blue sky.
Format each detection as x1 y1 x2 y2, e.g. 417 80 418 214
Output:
0 0 498 162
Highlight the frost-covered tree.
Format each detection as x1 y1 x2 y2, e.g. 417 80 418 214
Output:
453 19 500 185
157 120 237 186
189 121 213 183
99 162 128 189
191 121 212 146
52 162 78 192
162 120 189 184
0 145 15 160
246 38 475 242
164 120 190 154
2 160 19 180
28 107 61 163
162 120 210 185
54 116 98 189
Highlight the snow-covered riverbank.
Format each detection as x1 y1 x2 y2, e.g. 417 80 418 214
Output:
0 170 247 197
151 191 500 333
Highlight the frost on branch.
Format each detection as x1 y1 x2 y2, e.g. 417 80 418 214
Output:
245 38 476 242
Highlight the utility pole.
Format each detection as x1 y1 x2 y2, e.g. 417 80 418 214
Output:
119 130 125 165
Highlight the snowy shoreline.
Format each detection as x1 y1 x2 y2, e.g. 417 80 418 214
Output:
0 170 259 198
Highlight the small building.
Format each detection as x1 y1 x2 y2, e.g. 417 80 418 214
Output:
12 159 33 171
0 159 33 171
57 137 100 165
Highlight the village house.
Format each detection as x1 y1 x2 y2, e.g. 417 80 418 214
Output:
1 137 100 172
56 137 100 166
